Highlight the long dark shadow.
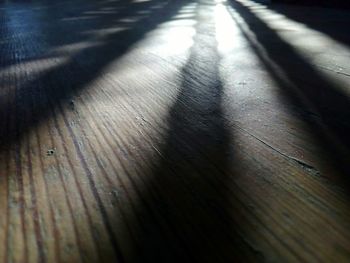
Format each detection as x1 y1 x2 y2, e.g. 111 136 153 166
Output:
270 0 350 9
228 0 350 184
120 1 260 262
269 2 350 48
0 0 188 151
0 1 194 262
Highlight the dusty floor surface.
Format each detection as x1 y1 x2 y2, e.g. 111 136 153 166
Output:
0 0 350 262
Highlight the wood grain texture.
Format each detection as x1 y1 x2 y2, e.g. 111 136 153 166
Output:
0 0 350 262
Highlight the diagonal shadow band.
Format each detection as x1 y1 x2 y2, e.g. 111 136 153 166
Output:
228 0 350 185
118 1 262 262
268 2 350 48
0 0 188 151
0 1 189 262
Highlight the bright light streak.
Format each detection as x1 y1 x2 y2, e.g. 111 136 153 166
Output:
140 3 197 57
215 2 241 53
233 0 350 95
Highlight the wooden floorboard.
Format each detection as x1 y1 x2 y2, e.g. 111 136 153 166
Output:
0 0 350 262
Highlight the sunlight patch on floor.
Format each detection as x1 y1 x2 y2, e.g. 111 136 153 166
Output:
237 0 350 94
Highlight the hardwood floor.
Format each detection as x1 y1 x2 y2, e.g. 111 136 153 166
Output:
0 0 349 262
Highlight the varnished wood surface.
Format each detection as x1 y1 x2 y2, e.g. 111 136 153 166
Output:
0 0 350 262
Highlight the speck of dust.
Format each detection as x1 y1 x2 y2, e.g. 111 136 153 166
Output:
47 149 55 156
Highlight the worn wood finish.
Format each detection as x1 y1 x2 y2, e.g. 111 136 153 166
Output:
0 0 350 262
